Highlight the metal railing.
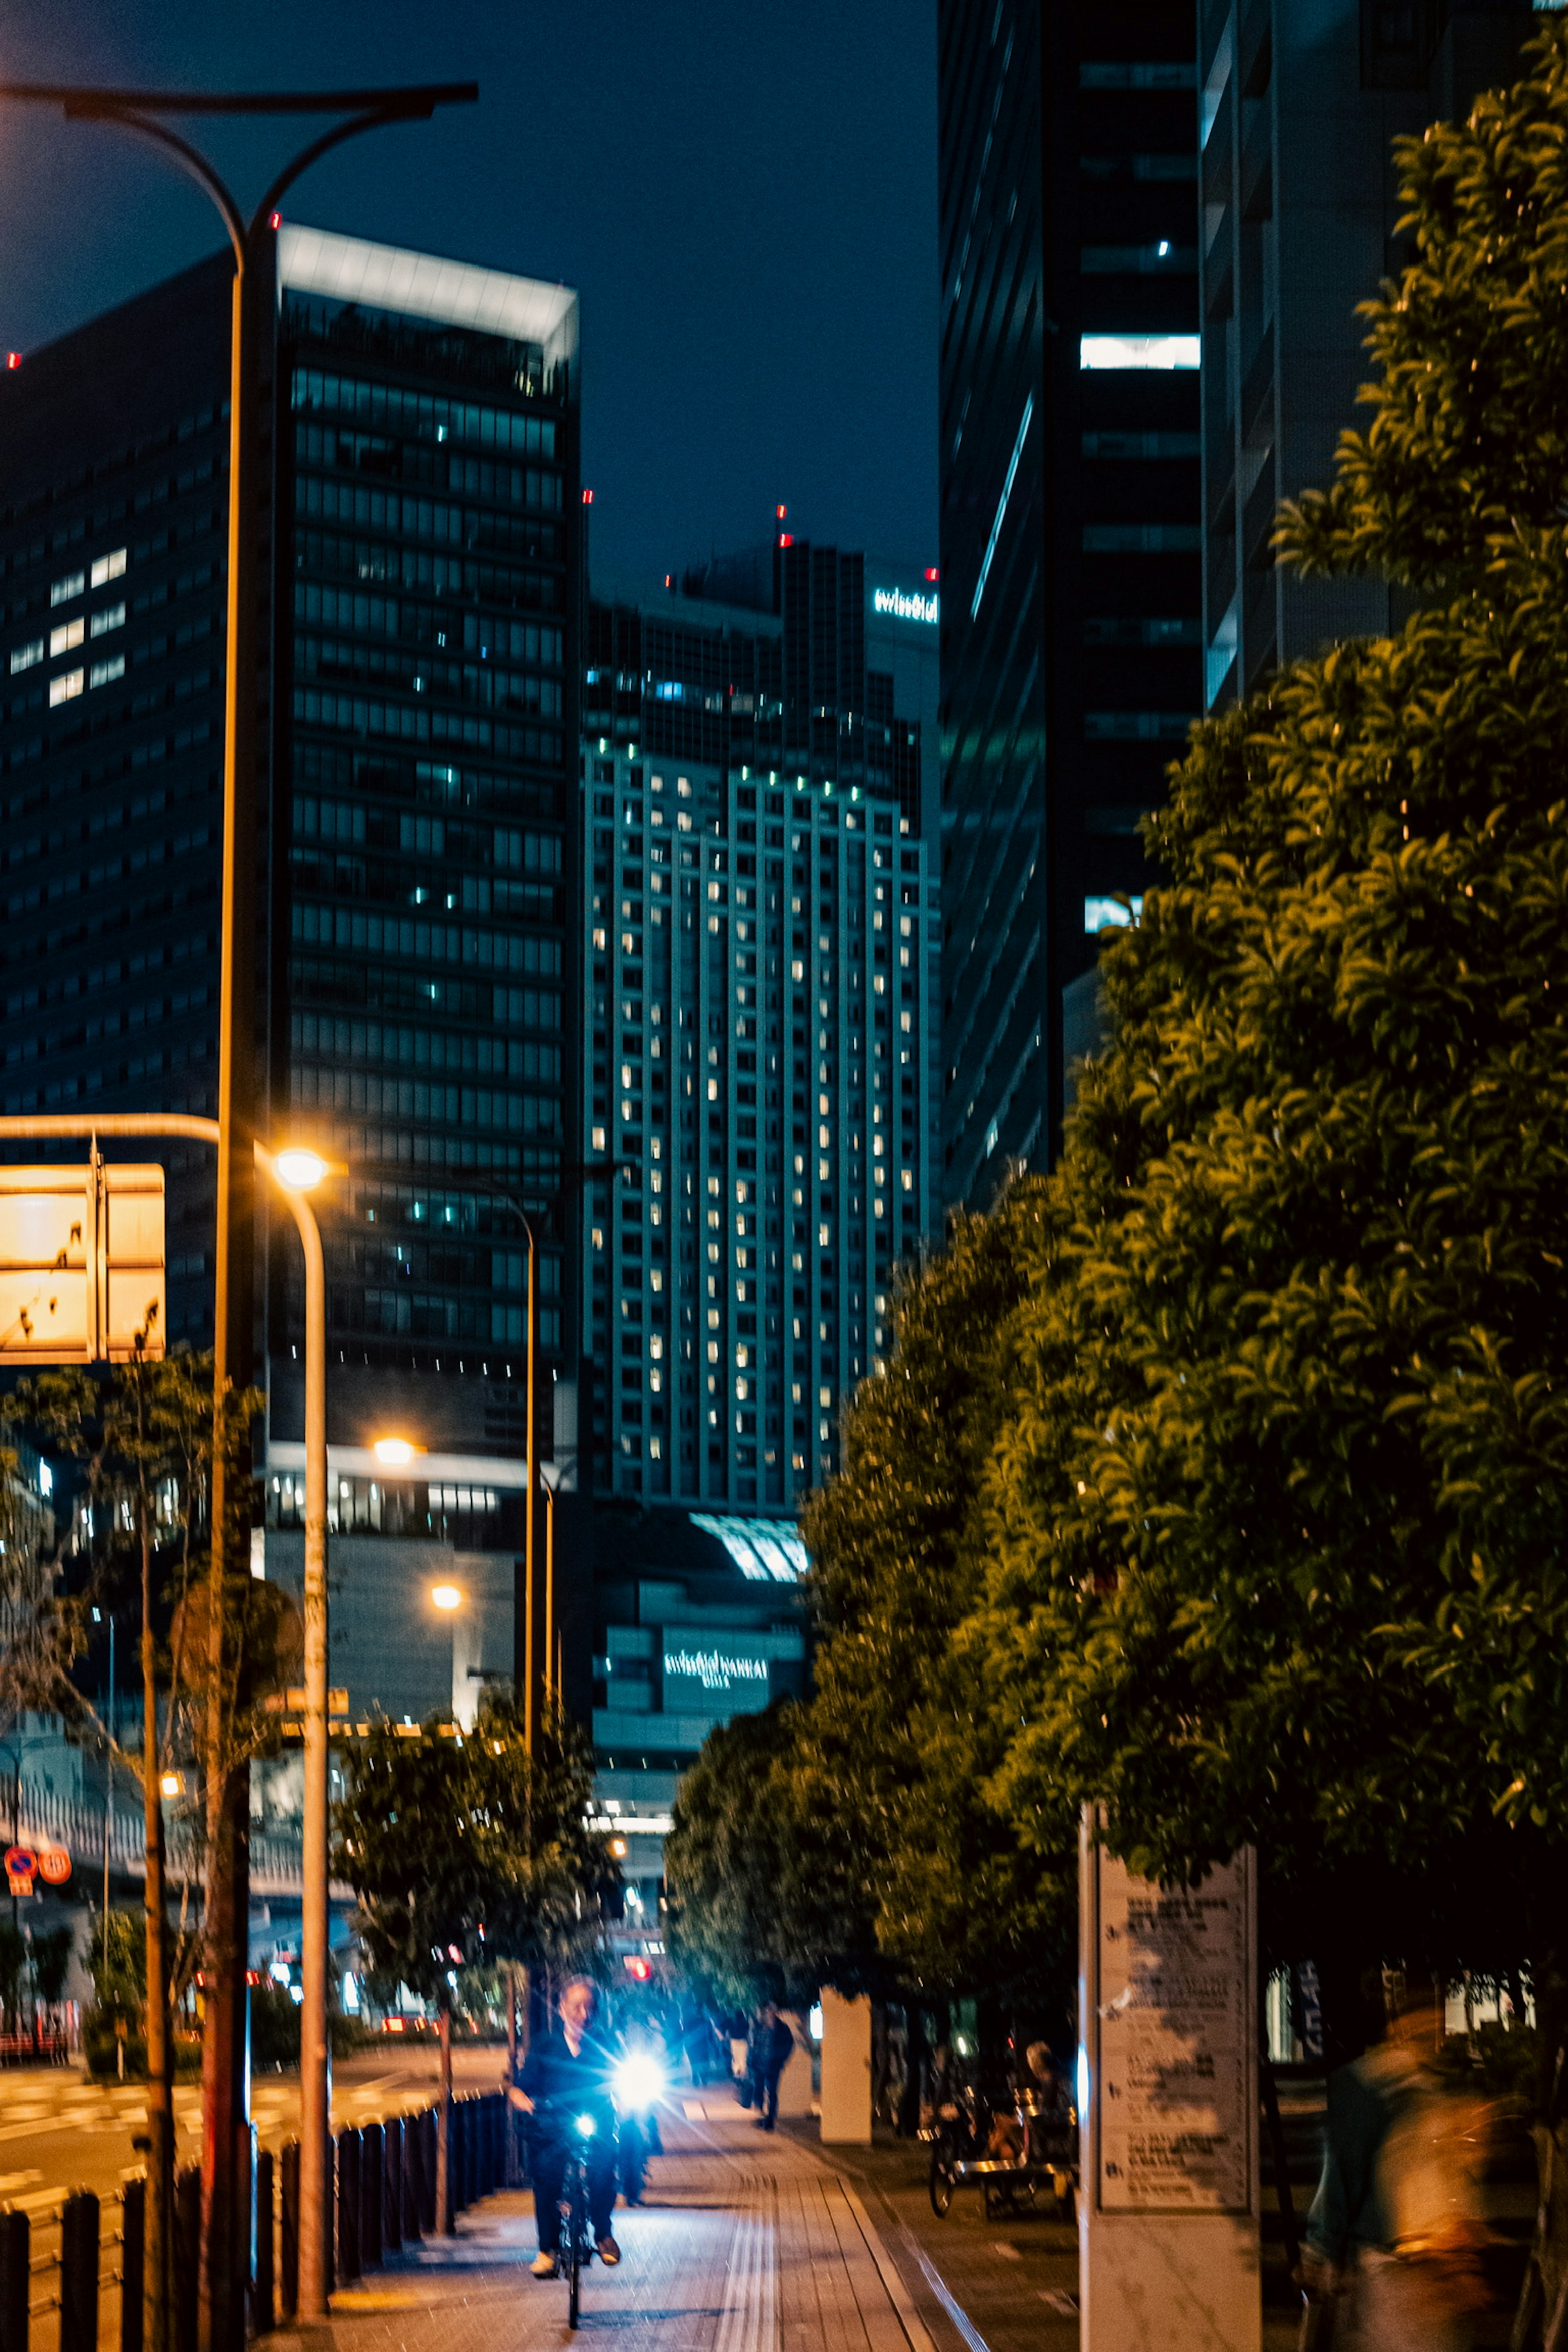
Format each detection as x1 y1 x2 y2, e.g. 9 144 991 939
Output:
0 2090 511 2350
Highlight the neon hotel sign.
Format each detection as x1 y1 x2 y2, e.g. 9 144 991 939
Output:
872 584 939 626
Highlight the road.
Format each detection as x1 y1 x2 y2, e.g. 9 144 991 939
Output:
0 2040 507 2210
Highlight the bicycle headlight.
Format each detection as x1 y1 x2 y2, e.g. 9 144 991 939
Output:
575 2111 597 2137
613 2054 664 2108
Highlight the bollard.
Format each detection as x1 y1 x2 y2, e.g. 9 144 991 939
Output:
279 2141 299 2320
450 2099 465 2216
360 2123 382 2270
477 2096 492 2196
60 2189 100 2352
253 2149 274 2338
174 2166 200 2352
419 2109 437 2237
337 2130 361 2283
382 2118 402 2255
120 2177 145 2352
0 2206 30 2352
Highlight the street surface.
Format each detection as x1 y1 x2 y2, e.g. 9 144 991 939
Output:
0 2041 508 2209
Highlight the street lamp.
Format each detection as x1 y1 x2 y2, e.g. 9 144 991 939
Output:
430 1584 463 1613
0 80 476 2352
252 1139 331 2325
373 1437 420 1471
539 1463 562 1710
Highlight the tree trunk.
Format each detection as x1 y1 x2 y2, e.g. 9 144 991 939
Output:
142 1499 173 2352
436 2006 453 2234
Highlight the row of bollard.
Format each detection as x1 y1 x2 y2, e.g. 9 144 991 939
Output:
0 2092 510 2352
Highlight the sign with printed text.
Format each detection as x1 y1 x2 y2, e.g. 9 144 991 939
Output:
1092 1843 1254 2214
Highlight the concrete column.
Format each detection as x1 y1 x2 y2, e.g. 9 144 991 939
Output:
818 1990 872 2144
1079 1815 1260 2352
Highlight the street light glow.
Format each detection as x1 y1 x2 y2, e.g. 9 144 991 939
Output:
373 1436 418 1468
160 1771 182 1797
275 1149 328 1192
430 1583 463 1612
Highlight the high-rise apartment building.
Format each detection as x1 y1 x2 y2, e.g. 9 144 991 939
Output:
580 744 934 1507
1200 0 1532 706
937 0 1202 1195
0 228 580 1512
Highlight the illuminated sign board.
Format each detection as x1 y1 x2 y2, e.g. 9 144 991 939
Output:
871 585 939 626
661 1639 776 1714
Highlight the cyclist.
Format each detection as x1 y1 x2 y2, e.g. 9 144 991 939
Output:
508 1975 621 2278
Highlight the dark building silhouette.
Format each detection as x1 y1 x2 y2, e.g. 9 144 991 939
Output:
1201 0 1533 705
938 0 1202 1200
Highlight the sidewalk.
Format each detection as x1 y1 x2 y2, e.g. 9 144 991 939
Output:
261 2097 987 2352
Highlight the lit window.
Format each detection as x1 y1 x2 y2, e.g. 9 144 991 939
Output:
49 570 85 607
1080 334 1200 370
1084 894 1144 933
49 668 85 706
8 638 43 675
90 548 127 588
89 654 125 688
89 603 125 638
49 618 85 657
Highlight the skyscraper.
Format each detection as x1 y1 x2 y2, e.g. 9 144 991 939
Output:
1200 0 1532 706
1 221 581 1550
580 744 934 1508
937 0 1202 1196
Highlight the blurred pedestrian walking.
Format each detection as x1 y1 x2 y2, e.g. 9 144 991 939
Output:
1302 1984 1490 2349
747 2001 796 2132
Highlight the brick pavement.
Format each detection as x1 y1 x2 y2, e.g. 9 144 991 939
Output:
261 2099 954 2352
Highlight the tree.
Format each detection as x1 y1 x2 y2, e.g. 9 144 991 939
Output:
337 1697 616 2227
667 1186 1077 2072
971 11 1568 2318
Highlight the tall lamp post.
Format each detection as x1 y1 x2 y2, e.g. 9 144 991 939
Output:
259 1147 332 2321
0 79 474 2352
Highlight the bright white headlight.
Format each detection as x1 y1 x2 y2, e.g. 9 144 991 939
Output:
614 2054 663 2108
575 2111 597 2137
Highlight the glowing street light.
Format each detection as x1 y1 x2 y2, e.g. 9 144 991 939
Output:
430 1584 463 1613
274 1148 328 1193
373 1436 420 1470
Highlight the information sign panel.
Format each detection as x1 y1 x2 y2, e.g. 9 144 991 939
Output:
1093 1842 1254 2214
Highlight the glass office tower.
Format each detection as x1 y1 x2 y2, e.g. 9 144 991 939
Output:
938 0 1202 1194
581 746 933 1508
1 226 581 1501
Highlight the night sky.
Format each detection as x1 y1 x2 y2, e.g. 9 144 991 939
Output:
0 0 939 595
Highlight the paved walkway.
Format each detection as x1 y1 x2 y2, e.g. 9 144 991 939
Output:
263 2101 960 2352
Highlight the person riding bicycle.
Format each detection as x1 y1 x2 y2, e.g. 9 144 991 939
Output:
507 1976 621 2278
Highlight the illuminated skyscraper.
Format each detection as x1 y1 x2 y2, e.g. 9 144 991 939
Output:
1 224 581 1528
580 745 933 1508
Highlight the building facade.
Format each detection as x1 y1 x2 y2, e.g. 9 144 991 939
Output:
1200 0 1532 707
0 226 582 1513
938 0 1202 1194
581 744 934 1508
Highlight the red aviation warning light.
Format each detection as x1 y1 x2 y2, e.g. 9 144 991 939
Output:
925 566 940 581
582 487 594 505
5 354 20 372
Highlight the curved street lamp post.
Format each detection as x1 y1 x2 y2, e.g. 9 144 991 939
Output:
0 78 473 2352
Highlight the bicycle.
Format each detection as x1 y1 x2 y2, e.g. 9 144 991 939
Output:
559 2109 599 2329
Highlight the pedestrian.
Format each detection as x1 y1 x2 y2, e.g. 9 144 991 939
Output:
1302 1983 1490 2349
747 2000 795 2132
506 1975 622 2278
